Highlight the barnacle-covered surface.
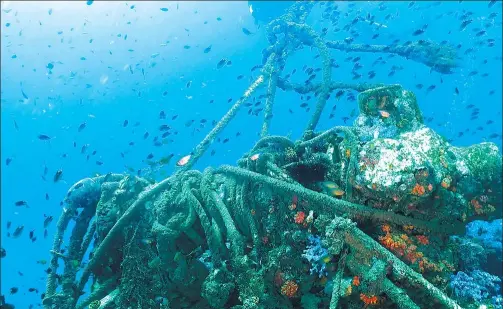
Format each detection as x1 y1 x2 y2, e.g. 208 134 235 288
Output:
41 2 501 309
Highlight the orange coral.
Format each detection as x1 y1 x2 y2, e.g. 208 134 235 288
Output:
360 293 379 306
403 225 414 233
441 176 451 188
345 148 351 158
352 276 360 287
406 251 422 264
470 198 495 215
294 211 305 224
379 233 407 255
416 235 429 245
281 280 298 298
381 224 391 233
418 257 442 273
411 184 425 196
471 198 482 213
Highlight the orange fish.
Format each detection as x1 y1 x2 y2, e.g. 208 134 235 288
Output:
176 154 191 166
379 110 390 118
318 181 345 197
331 188 345 197
352 276 360 286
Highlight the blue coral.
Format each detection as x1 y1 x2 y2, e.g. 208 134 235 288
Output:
302 235 329 278
466 219 502 262
449 270 502 302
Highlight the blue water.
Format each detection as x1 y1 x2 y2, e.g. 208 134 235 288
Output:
1 1 501 308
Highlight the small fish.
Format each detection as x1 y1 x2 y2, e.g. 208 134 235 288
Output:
176 154 191 167
141 238 156 246
53 169 63 182
203 45 212 53
81 144 89 154
38 134 52 140
322 255 332 264
6 158 12 166
460 19 473 31
15 200 29 207
317 181 345 197
379 110 390 118
123 120 129 127
12 225 24 238
242 27 253 35
44 215 54 228
217 59 228 69
45 193 50 200
335 90 344 100
158 154 174 165
249 153 261 161
21 88 29 100
160 8 169 12
78 122 86 132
